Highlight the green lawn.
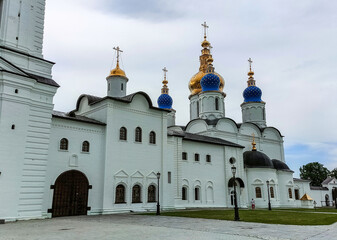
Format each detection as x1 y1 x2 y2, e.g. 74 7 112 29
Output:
278 208 337 213
154 209 337 225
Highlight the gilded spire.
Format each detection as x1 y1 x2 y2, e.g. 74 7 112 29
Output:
108 46 127 78
247 58 256 87
161 67 169 94
188 22 225 96
252 133 257 151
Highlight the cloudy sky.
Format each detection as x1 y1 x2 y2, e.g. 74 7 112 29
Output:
43 0 337 177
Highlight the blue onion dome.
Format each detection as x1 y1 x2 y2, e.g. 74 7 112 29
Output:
243 86 262 102
157 93 173 109
243 60 263 103
200 57 220 91
157 67 173 109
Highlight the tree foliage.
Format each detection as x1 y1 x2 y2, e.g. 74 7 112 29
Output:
299 162 330 186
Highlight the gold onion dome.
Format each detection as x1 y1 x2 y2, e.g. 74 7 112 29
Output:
188 25 224 96
108 61 127 78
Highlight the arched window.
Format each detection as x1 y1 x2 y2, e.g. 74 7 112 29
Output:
194 187 200 201
60 138 68 150
135 127 142 142
120 127 127 140
255 187 262 198
147 185 156 202
288 188 292 198
132 184 141 203
325 194 330 206
270 187 274 198
197 101 199 116
215 98 219 110
149 131 156 144
115 184 125 203
182 187 187 200
82 141 90 152
295 189 300 200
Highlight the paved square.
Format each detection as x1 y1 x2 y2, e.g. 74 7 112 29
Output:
1 214 336 240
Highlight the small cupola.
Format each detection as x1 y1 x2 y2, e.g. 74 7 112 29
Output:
157 67 173 109
106 46 128 98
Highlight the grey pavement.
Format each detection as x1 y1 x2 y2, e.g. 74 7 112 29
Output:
0 213 336 240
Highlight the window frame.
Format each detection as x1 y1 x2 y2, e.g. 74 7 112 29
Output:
60 138 68 151
288 188 293 199
194 187 200 201
115 184 126 204
255 187 262 198
215 97 219 110
182 152 187 160
182 187 188 200
132 184 142 203
135 127 142 143
206 154 211 163
149 131 156 144
147 185 156 203
119 127 127 141
270 186 274 198
81 141 90 152
194 153 200 162
294 189 300 200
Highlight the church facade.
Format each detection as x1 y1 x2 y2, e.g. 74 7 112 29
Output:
0 0 334 222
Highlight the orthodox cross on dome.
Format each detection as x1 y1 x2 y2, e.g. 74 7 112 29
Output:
162 67 168 81
248 58 253 72
201 21 209 39
113 46 123 63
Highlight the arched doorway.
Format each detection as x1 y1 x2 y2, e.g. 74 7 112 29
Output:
325 194 330 206
228 178 244 207
52 170 89 217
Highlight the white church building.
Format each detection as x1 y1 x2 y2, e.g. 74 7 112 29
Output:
0 0 335 222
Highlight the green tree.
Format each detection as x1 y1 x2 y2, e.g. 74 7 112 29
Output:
299 162 330 186
330 168 337 179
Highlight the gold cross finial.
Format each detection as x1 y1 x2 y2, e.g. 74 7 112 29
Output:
113 46 123 63
252 133 257 151
201 21 209 39
162 67 168 80
248 58 253 71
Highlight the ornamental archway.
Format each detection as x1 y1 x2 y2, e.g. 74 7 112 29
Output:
51 170 90 217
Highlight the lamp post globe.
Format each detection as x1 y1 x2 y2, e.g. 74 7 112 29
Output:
231 166 240 221
156 172 161 215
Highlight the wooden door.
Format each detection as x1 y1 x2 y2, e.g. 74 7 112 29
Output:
52 170 89 217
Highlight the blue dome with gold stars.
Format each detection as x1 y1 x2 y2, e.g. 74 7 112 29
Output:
157 94 173 109
201 73 220 91
243 86 262 102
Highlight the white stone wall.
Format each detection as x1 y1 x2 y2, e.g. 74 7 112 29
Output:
0 0 46 57
0 72 57 220
246 168 279 208
43 118 106 216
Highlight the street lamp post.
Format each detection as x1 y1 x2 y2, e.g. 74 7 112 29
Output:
231 166 240 221
156 172 161 215
334 187 337 209
266 180 272 210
